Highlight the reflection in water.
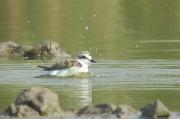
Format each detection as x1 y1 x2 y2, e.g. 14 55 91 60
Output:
74 79 92 107
47 78 92 110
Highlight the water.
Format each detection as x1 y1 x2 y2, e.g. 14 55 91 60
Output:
0 60 180 114
1 0 180 59
0 0 180 118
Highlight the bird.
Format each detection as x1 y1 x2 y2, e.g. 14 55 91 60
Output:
38 51 96 77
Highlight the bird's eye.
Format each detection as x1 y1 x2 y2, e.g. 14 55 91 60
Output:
81 55 87 59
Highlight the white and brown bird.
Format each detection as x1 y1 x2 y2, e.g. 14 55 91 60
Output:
38 51 96 77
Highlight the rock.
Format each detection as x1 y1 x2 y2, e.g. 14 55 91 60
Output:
113 105 136 119
4 103 39 117
15 86 61 115
77 104 116 115
3 86 61 117
0 41 24 56
0 41 70 59
23 41 70 59
140 100 170 119
77 104 138 118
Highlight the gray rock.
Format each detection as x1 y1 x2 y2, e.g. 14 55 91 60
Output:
4 103 39 117
0 41 24 56
77 104 138 119
4 86 61 117
0 41 70 59
140 100 170 119
23 41 70 59
15 86 61 115
113 105 136 119
77 104 116 115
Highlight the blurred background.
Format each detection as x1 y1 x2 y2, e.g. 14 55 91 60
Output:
1 0 180 59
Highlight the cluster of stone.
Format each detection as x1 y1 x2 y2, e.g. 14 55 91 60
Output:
1 87 172 119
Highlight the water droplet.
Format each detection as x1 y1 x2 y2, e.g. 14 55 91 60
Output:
85 26 89 31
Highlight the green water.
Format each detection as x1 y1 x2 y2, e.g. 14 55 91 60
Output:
0 0 180 115
0 60 180 113
1 0 180 59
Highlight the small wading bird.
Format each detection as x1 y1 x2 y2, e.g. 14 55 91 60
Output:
38 51 96 77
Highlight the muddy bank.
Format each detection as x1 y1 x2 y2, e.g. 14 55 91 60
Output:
0 41 70 59
1 86 179 119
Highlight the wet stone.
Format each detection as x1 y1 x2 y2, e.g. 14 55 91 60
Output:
113 105 137 119
0 41 25 56
23 41 70 59
77 104 116 115
140 100 170 119
4 103 40 117
3 86 61 117
0 41 70 59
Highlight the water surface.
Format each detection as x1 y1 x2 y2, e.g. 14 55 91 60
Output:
0 60 180 113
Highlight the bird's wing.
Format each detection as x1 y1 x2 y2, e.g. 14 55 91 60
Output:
38 59 82 71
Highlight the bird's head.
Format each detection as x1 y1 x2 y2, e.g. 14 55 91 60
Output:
77 51 96 63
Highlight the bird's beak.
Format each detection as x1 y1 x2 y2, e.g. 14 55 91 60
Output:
90 59 96 63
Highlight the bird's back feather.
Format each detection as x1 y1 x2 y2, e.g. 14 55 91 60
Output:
38 59 82 71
